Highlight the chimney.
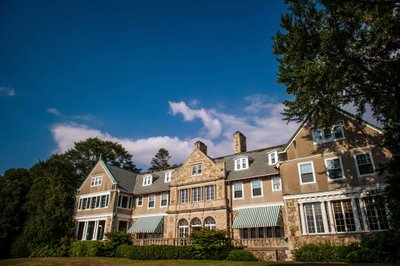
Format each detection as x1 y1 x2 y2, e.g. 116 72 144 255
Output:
233 131 247 153
194 140 207 155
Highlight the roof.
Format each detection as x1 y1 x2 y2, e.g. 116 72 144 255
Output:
215 145 284 182
133 168 179 195
106 164 138 193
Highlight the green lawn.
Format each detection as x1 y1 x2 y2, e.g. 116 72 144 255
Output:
0 258 397 266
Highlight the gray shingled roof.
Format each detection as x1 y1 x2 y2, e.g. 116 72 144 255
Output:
215 145 284 182
106 164 138 193
133 168 179 195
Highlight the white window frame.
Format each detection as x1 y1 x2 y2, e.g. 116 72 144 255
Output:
192 187 201 202
251 179 263 198
118 194 132 209
234 157 249 171
164 171 172 182
268 151 278 165
298 161 316 184
148 194 156 209
271 177 281 191
205 185 215 201
233 182 244 200
143 175 153 186
160 192 168 207
303 202 326 234
137 196 143 207
354 152 375 177
91 175 103 187
78 192 110 211
191 164 202 176
180 189 189 203
325 157 345 182
312 123 345 144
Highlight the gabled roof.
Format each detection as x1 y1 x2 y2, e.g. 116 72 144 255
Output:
215 145 284 182
281 108 383 153
106 164 138 193
134 167 179 195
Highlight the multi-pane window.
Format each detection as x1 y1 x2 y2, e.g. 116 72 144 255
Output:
178 219 189 238
312 124 344 144
164 171 172 182
180 189 189 203
234 157 249 170
304 203 325 234
233 182 243 199
326 157 344 180
251 180 263 197
191 164 202 176
192 187 201 202
91 176 103 187
137 196 143 206
268 151 278 165
205 185 215 201
363 197 389 231
118 195 133 209
148 195 155 208
160 192 168 207
240 227 283 238
332 200 356 232
272 177 281 191
298 162 315 184
78 194 109 210
143 175 152 186
204 217 216 230
355 153 374 176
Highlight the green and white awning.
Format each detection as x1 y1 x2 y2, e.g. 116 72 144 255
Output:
128 215 164 233
232 205 282 228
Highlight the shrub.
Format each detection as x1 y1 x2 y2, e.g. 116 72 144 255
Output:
226 249 257 261
190 228 231 260
69 240 104 257
115 244 134 258
102 231 132 257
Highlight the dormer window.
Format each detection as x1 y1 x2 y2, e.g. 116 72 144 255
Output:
143 175 152 186
191 164 202 176
165 171 172 182
234 157 248 171
268 151 278 165
91 175 103 187
312 124 344 144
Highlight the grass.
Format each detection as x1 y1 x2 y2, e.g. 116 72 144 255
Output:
0 258 398 266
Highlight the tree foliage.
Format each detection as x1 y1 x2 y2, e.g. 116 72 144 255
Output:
64 137 139 182
148 148 171 171
273 0 400 236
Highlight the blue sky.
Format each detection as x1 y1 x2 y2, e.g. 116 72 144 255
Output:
0 0 299 174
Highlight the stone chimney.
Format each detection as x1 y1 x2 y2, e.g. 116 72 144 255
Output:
233 131 247 154
194 140 207 155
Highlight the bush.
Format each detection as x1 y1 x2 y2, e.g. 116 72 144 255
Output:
190 228 231 260
226 250 257 261
69 240 104 257
102 231 132 257
127 245 194 260
115 244 134 258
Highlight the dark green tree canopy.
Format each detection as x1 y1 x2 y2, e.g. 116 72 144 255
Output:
64 137 139 182
149 148 171 172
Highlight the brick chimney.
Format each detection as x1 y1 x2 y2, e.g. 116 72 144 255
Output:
233 131 247 154
194 140 207 155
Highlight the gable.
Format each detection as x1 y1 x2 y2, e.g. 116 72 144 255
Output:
78 160 117 194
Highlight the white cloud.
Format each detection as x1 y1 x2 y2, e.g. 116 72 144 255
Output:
0 86 15 96
47 107 61 116
51 96 299 170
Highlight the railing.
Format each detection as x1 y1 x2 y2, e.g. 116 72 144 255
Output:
232 238 287 249
132 238 191 246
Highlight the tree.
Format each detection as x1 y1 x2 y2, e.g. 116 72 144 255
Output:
273 0 400 237
0 168 31 258
148 148 171 171
64 137 139 182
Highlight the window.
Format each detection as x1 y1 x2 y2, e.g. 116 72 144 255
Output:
161 192 168 207
191 218 202 233
118 195 132 209
143 175 152 186
355 153 374 176
332 200 356 232
251 180 263 197
137 196 143 206
118 221 128 232
164 171 172 182
91 176 103 187
148 194 155 208
268 151 278 165
312 124 344 144
363 197 389 231
298 162 315 184
179 189 189 203
233 182 243 199
191 164 202 175
325 157 344 180
272 177 281 191
192 187 201 202
78 193 110 210
234 157 249 171
204 217 216 230
100 194 109 208
205 185 215 201
178 219 189 238
240 227 283 238
304 203 325 234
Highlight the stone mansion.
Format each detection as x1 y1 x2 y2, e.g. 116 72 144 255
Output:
73 110 391 260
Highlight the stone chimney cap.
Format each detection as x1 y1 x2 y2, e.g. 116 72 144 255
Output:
194 140 207 155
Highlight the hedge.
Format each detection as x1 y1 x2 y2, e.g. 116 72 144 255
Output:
116 245 195 260
69 240 104 257
226 250 257 261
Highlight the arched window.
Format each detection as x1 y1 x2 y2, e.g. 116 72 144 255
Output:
178 219 188 238
204 217 216 230
191 217 202 233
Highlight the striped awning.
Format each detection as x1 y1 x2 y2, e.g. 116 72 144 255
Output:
232 205 282 228
128 215 164 233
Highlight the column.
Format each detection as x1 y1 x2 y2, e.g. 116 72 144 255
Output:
299 202 307 235
326 200 336 233
351 198 362 232
320 201 329 233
